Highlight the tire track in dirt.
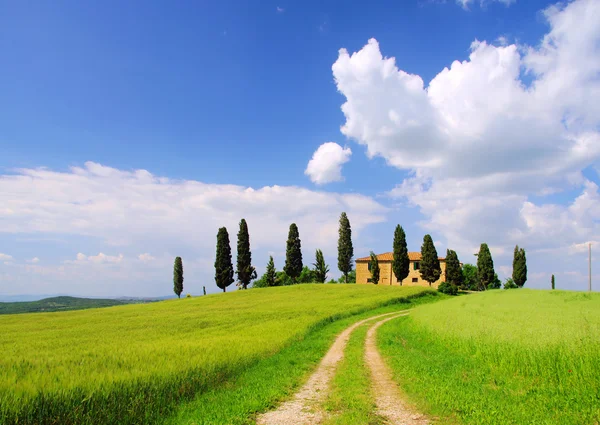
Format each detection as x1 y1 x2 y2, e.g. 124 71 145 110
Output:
255 311 409 425
365 316 429 425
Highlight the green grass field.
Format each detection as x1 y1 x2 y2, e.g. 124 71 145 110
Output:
378 289 600 425
0 284 430 425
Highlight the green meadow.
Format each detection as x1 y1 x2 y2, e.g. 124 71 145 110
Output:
378 289 600 425
0 284 429 425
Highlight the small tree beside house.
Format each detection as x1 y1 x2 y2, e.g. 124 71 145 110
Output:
369 251 380 285
420 235 441 286
392 225 410 285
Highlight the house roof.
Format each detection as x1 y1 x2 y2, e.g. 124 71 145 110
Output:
355 252 445 262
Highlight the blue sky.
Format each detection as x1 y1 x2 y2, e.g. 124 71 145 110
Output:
1 0 599 298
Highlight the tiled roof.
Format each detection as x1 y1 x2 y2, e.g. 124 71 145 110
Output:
355 252 445 262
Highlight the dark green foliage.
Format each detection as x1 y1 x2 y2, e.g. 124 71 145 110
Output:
215 227 234 292
297 266 316 283
462 264 479 290
369 252 380 285
313 249 329 283
445 249 463 287
437 281 458 295
420 234 441 286
265 256 277 287
488 273 502 289
504 278 518 289
551 274 555 290
236 219 257 289
512 245 528 288
477 243 495 291
173 257 184 298
337 269 356 283
337 212 354 283
284 223 303 283
392 225 410 285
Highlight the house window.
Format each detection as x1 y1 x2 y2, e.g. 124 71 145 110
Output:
368 262 371 271
414 261 420 270
367 278 373 283
412 277 418 283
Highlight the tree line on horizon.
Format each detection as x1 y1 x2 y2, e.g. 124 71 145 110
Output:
172 214 528 297
172 212 355 297
368 225 528 295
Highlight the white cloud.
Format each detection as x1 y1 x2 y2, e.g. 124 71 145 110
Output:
68 252 124 264
138 253 156 263
457 0 516 9
333 0 600 283
0 162 387 295
276 6 284 13
27 257 40 264
0 253 13 265
305 142 352 185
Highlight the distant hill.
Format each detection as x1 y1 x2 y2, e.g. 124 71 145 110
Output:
0 296 146 314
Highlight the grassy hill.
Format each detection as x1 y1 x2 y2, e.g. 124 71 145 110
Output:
0 284 431 425
0 296 133 314
378 289 600 424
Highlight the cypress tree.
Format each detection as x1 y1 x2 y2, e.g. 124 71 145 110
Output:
265 256 277 287
477 243 495 290
313 249 329 283
445 249 463 288
173 256 184 298
284 223 303 283
215 227 234 292
369 251 380 285
512 245 528 288
420 234 441 286
236 218 257 289
551 274 555 290
392 225 409 285
337 212 354 283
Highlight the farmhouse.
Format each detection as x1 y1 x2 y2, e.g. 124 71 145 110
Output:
356 252 446 288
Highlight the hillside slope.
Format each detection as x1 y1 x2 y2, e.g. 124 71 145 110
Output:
0 284 430 425
378 290 600 425
0 296 129 314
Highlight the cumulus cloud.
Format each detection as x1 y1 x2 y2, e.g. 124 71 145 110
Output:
305 142 352 184
333 0 600 282
0 162 387 295
0 253 13 265
27 257 40 264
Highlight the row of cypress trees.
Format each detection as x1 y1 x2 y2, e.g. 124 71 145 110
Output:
174 212 356 295
367 225 527 294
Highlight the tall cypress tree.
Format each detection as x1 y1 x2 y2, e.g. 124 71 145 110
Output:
284 223 303 283
337 212 354 283
173 256 184 298
236 218 256 289
512 245 528 288
215 227 234 292
551 274 555 290
265 256 277 287
392 225 409 285
477 243 495 290
445 249 463 288
420 234 441 286
313 249 329 283
369 251 380 285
